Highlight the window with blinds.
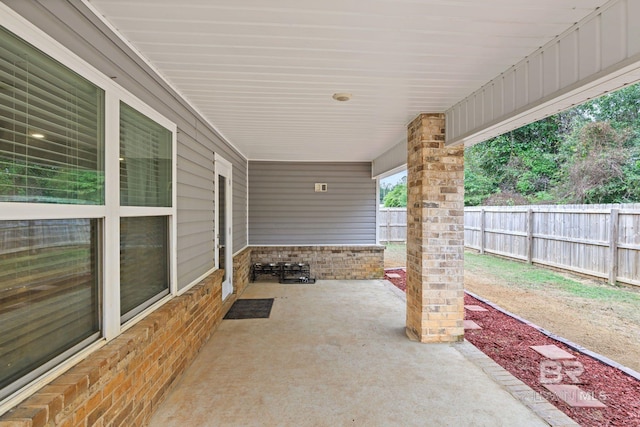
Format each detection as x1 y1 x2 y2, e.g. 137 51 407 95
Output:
0 27 105 204
119 102 172 320
120 102 171 207
0 219 100 396
120 216 169 321
0 22 176 401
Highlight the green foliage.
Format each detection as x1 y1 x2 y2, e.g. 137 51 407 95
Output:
0 158 103 204
383 183 407 207
464 83 640 205
574 84 640 130
464 159 496 206
554 122 632 203
464 114 568 205
50 169 105 203
379 182 394 203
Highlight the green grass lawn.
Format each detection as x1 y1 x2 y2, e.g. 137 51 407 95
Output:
464 250 640 304
384 243 640 303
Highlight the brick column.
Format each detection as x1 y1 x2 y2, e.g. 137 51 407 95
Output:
406 113 465 343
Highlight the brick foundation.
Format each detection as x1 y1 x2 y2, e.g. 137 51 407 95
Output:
249 246 384 280
0 270 226 427
233 247 252 297
405 113 465 343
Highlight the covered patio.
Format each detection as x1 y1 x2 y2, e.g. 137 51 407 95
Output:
1 0 640 425
149 280 568 426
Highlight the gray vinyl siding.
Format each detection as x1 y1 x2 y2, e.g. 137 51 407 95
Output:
249 162 376 245
176 134 215 287
7 1 248 289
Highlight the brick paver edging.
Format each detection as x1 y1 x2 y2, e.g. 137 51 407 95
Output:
454 342 579 427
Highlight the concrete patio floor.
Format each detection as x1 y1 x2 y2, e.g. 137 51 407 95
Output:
150 280 559 426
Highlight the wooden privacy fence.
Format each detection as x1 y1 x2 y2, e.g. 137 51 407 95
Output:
0 219 91 255
465 204 640 287
379 208 407 243
380 204 640 287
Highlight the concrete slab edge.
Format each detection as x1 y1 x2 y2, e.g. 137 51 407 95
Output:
465 290 640 382
381 279 408 301
454 341 579 427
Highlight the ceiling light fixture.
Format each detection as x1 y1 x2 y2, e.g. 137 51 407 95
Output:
332 93 352 102
31 133 45 139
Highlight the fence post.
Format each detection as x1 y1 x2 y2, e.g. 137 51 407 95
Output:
609 208 619 285
480 208 485 254
527 208 533 264
386 209 391 243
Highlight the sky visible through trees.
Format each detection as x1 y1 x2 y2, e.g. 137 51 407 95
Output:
380 83 640 207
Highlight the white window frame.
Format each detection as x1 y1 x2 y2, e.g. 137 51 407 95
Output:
113 91 178 331
0 4 177 411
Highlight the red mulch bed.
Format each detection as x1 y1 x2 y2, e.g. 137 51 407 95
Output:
384 269 640 426
385 268 406 291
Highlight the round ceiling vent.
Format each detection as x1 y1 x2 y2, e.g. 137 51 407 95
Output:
332 93 352 102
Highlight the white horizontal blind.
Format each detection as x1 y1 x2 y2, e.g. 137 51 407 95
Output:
0 219 99 395
119 102 171 207
0 27 104 204
119 216 169 320
119 102 173 321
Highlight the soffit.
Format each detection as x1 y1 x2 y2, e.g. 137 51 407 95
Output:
87 0 607 161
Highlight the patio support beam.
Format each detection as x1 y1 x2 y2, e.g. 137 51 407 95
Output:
446 0 640 148
405 113 464 343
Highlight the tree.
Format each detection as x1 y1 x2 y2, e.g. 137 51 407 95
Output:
383 183 407 207
464 148 497 205
464 114 570 205
463 82 640 206
555 122 633 204
379 181 394 204
574 84 640 130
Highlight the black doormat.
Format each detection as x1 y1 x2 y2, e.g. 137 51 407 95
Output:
224 298 274 319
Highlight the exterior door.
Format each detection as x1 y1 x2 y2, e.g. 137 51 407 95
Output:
215 155 233 300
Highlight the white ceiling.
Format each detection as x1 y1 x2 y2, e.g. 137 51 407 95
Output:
87 0 608 162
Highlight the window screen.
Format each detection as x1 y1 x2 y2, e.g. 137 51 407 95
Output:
119 103 171 207
0 219 100 397
120 216 169 320
0 27 105 204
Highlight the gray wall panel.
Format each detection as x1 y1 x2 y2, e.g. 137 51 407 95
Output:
232 163 248 253
249 162 376 245
176 141 214 286
372 140 407 178
6 0 249 289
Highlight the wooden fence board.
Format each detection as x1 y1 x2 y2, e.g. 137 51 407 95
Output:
378 208 408 243
464 204 640 287
380 204 640 287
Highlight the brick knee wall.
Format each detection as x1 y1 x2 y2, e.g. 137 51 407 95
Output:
0 269 225 427
249 246 385 280
233 247 252 297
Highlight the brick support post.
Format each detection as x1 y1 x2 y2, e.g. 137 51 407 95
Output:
405 113 465 343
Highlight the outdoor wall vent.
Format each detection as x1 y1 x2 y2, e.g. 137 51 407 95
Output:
315 183 328 192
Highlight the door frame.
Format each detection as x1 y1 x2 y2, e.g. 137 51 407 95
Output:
214 154 233 300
